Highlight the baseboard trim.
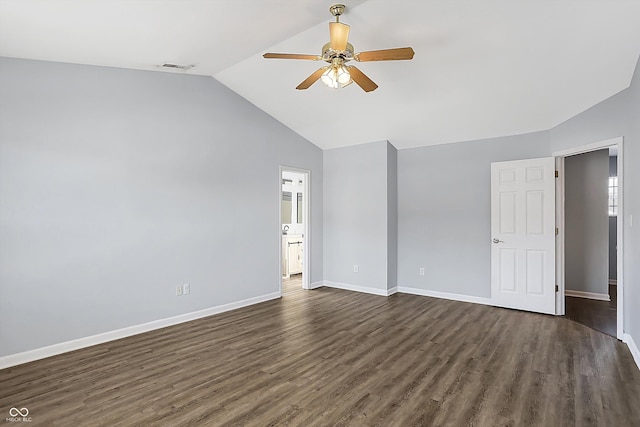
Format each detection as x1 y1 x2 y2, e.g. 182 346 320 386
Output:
309 281 324 290
397 286 492 306
623 333 640 372
564 290 610 301
322 281 392 297
319 282 491 303
0 292 281 370
609 280 617 286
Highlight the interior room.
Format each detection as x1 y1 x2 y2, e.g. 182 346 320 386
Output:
1 1 640 425
564 148 619 336
281 170 305 294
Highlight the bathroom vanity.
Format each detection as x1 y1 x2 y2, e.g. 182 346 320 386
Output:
282 234 303 278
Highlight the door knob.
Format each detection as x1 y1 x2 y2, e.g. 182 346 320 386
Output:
492 238 504 244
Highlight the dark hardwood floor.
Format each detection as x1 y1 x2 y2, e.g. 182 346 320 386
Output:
565 285 617 337
2 286 640 426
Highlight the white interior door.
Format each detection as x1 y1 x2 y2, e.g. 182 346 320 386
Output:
491 157 556 314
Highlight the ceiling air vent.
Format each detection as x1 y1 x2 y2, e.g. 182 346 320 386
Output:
159 63 194 71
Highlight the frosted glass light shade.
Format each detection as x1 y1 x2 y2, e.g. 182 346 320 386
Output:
321 64 352 89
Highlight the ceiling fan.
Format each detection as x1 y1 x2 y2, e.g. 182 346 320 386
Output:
263 4 415 92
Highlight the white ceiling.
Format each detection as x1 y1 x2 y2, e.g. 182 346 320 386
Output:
2 0 640 150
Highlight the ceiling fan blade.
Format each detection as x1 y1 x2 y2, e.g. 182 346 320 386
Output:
355 47 415 62
347 66 378 92
296 67 328 90
329 22 350 51
263 53 321 60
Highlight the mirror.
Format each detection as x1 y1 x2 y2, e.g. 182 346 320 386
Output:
297 193 303 224
282 192 292 224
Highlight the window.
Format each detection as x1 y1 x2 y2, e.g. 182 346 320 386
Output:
609 176 618 216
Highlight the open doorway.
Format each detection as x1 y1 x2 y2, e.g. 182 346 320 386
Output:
279 167 310 296
555 137 624 340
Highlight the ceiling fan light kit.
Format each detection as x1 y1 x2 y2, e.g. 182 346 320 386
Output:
321 58 352 89
263 4 414 92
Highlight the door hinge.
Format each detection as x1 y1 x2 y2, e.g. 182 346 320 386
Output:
555 227 559 235
555 285 559 292
555 171 559 178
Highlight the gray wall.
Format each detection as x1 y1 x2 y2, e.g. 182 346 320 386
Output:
565 150 609 294
387 142 398 290
323 140 395 291
610 155 618 281
551 54 640 344
610 218 618 281
397 132 551 297
0 58 323 357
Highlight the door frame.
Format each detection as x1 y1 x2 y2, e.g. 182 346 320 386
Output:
279 166 311 294
553 137 624 340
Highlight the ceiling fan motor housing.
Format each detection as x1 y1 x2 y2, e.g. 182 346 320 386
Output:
321 42 354 63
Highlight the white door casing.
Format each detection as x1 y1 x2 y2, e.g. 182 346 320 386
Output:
279 166 311 292
491 157 556 314
553 137 624 339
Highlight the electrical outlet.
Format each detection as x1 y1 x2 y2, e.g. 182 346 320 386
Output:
176 285 183 296
183 283 190 295
353 265 359 273
419 267 425 276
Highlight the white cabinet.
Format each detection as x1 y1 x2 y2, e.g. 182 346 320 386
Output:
282 235 303 278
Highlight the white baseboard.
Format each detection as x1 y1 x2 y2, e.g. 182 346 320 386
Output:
319 282 490 303
564 290 610 301
397 286 492 306
0 292 280 370
322 281 394 297
309 281 324 290
609 280 617 286
624 333 640 372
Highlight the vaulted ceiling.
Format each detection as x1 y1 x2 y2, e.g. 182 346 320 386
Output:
2 0 639 150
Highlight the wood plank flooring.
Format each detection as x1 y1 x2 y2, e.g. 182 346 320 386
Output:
282 274 303 296
2 287 640 426
565 285 617 337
